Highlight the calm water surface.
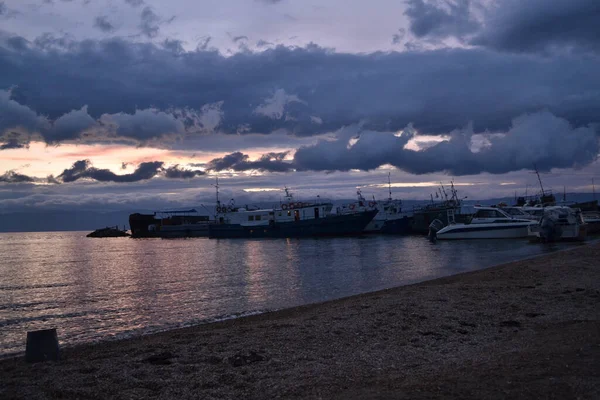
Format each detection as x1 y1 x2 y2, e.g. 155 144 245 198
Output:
0 231 573 357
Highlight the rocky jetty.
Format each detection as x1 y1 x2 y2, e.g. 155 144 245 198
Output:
86 226 130 238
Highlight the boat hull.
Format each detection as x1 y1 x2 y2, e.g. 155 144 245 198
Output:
436 223 533 240
380 216 413 234
158 223 211 238
209 210 378 239
412 208 468 234
129 213 211 238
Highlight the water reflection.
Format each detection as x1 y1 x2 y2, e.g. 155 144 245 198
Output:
0 231 577 356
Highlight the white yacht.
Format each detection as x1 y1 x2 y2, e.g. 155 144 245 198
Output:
499 206 540 221
430 206 537 240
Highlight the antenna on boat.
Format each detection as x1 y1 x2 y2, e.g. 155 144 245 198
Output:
450 180 458 202
563 186 566 202
387 172 392 201
283 186 293 202
212 176 220 207
440 182 448 201
533 163 545 196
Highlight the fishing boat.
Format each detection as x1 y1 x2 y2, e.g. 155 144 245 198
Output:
337 177 412 234
429 206 536 240
209 187 377 239
529 206 587 242
129 209 211 238
412 182 468 234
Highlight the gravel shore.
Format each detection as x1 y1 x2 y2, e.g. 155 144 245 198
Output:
2 243 599 399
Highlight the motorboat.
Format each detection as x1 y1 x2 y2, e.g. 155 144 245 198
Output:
429 206 537 240
529 206 587 242
582 211 600 234
499 206 540 221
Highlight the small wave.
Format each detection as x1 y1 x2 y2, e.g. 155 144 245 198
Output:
0 282 72 291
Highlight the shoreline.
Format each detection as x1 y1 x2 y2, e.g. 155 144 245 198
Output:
2 239 590 361
2 243 599 399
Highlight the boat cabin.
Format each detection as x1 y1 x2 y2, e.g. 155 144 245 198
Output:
469 206 527 224
217 203 334 226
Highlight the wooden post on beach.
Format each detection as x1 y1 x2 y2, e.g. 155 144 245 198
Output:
25 328 60 363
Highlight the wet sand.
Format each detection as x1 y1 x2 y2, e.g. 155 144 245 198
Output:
2 243 599 399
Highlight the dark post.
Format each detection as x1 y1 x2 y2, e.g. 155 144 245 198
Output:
25 328 60 363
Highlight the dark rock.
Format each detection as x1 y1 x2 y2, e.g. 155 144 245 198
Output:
524 312 544 318
459 321 477 328
144 351 175 365
204 355 222 365
418 331 443 337
26 328 60 363
227 351 265 367
499 320 522 328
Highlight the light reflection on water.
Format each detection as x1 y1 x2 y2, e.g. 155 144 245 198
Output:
0 231 573 356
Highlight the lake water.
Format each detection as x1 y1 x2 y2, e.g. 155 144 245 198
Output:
0 231 573 357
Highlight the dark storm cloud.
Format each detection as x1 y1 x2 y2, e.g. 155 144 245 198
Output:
293 111 599 175
391 29 405 45
124 0 144 6
58 159 164 183
404 0 480 40
164 164 206 179
139 6 160 38
0 170 34 183
162 38 184 53
472 0 600 53
2 36 600 143
404 0 600 54
0 135 29 150
207 151 293 172
94 16 116 33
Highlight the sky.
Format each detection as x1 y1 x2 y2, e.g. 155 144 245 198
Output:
1 0 600 214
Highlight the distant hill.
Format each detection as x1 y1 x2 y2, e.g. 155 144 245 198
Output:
0 210 140 233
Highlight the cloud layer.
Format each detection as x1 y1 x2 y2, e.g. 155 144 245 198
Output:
2 34 600 145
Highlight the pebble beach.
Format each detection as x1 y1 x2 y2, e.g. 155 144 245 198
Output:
2 242 599 399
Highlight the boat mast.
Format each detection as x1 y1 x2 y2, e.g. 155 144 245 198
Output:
387 172 392 201
440 182 448 201
533 163 545 197
213 176 220 207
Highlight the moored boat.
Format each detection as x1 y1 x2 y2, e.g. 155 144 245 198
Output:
129 209 211 238
209 187 377 239
430 206 536 240
529 206 587 242
412 182 468 234
338 185 412 234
